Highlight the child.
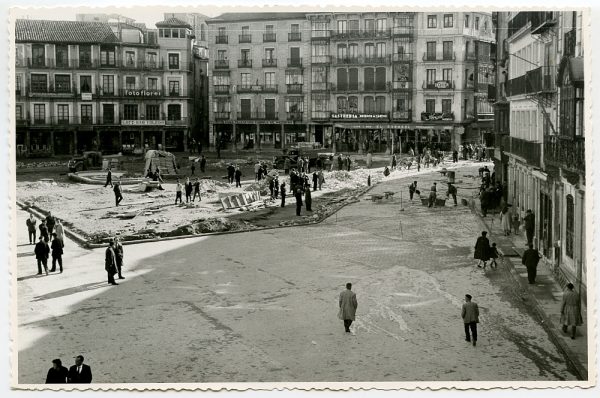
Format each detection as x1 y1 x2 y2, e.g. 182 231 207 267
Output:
490 243 500 269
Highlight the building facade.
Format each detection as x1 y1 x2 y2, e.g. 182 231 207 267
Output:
15 17 196 157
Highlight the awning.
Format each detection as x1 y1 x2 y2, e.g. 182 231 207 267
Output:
333 123 412 129
557 56 584 87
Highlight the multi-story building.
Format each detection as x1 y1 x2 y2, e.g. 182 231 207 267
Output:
491 11 585 297
164 12 210 51
15 17 196 157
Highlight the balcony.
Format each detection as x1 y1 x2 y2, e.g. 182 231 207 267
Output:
287 83 303 94
392 81 412 91
120 59 165 70
422 80 455 90
422 52 456 62
239 34 252 43
331 28 391 39
311 55 331 64
502 136 541 167
363 55 390 65
214 85 230 94
288 32 302 41
28 86 76 97
335 57 361 65
215 35 229 44
263 84 278 93
287 58 303 68
530 12 557 34
238 59 253 68
464 51 477 61
312 82 333 92
332 83 360 93
507 12 533 38
392 26 414 37
392 110 412 121
421 112 455 122
214 111 231 120
311 30 331 40
237 112 279 120
311 111 331 120
544 135 585 173
263 33 276 42
287 111 303 121
262 58 278 67
392 53 413 62
26 57 55 68
214 59 229 69
506 66 556 96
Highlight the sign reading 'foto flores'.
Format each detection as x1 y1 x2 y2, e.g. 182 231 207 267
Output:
123 89 161 97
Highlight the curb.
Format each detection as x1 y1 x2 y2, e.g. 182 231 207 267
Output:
471 204 588 381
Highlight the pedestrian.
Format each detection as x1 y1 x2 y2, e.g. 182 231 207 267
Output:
190 161 196 175
461 294 479 346
337 154 343 171
524 209 535 246
104 168 113 188
338 282 358 334
346 156 351 172
67 355 92 383
447 183 457 206
560 283 583 340
284 158 291 175
105 239 119 286
200 155 206 173
280 182 286 207
175 179 183 204
416 155 421 172
366 152 373 169
34 235 49 275
453 150 458 163
305 186 312 212
489 243 499 269
297 157 304 175
500 206 512 236
318 170 325 190
428 182 437 208
512 212 521 235
114 236 125 280
409 181 417 201
227 163 235 184
45 212 56 235
254 162 261 181
312 171 318 191
522 243 541 284
46 359 68 384
391 154 397 170
113 177 123 206
273 176 279 198
268 177 275 198
234 167 242 188
192 178 201 202
185 177 193 203
480 187 490 217
54 218 65 247
39 219 49 241
49 233 63 273
383 166 390 177
295 187 303 216
26 213 37 244
474 231 491 269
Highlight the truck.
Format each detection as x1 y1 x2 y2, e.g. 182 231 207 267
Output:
68 152 123 173
272 146 333 170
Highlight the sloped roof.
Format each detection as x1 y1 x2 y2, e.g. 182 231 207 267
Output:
16 19 120 44
208 12 307 23
155 17 192 29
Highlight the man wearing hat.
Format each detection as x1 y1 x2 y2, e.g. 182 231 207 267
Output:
114 236 125 280
105 239 118 286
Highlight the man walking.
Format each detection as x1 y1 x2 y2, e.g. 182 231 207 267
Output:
312 171 318 191
200 155 206 173
409 181 418 201
192 178 201 202
68 355 92 383
26 213 37 244
113 178 123 207
185 177 193 203
280 182 286 207
234 167 242 188
305 186 313 212
524 209 535 246
295 188 303 216
39 219 49 241
104 168 113 188
447 183 458 206
428 182 437 207
54 218 65 247
49 233 63 273
175 179 183 204
338 282 358 334
318 170 325 190
46 359 68 384
34 235 49 275
46 212 56 235
115 236 125 280
105 240 118 286
474 231 491 269
522 243 541 284
461 294 479 346
560 283 583 340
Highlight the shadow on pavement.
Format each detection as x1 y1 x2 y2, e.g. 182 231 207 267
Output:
31 281 110 302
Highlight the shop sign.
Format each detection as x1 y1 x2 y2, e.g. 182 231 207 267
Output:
123 89 161 97
81 93 92 101
434 80 451 89
331 113 389 120
421 112 455 121
121 120 166 126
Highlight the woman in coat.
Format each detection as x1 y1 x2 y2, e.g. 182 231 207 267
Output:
500 206 512 236
474 231 491 268
560 283 583 339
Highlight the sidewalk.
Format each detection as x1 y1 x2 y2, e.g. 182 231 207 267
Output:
472 199 588 380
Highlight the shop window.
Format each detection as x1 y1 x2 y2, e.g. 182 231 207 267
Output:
168 104 182 120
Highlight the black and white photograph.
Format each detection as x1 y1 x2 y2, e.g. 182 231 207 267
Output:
5 2 597 391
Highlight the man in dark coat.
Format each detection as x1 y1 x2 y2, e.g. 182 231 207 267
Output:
295 188 303 216
190 161 196 175
200 155 206 173
280 182 286 207
474 231 491 269
409 181 418 201
524 209 535 246
49 233 63 273
46 359 68 383
234 167 242 188
192 178 201 202
115 236 125 280
339 282 358 333
312 171 318 192
480 187 490 217
26 213 37 244
227 164 235 184
268 177 275 198
522 243 541 284
104 168 113 188
34 236 49 275
305 187 312 212
68 355 92 383
447 183 458 206
453 150 459 163
428 182 437 207
45 212 56 235
105 240 118 286
113 179 123 206
461 294 479 346
39 219 49 241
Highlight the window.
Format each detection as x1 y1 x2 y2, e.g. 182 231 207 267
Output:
365 43 375 59
100 45 115 66
427 15 437 28
80 75 92 93
365 19 375 33
443 14 453 28
201 25 206 41
31 74 48 93
348 44 358 59
364 96 375 113
375 67 386 90
349 68 358 90
265 24 275 41
337 20 347 34
442 99 452 114
217 50 227 60
285 70 303 85
465 14 470 28
16 104 22 120
426 41 436 59
102 75 114 94
168 80 180 96
426 69 436 83
123 104 138 120
145 52 157 68
443 41 453 59
172 29 179 38
242 26 249 35
426 99 435 113
102 104 114 124
311 66 327 83
376 19 387 33
559 76 584 138
15 75 22 94
312 98 329 112
148 77 158 90
286 97 303 113
442 68 452 81
168 104 181 120
54 74 71 93
348 96 358 113
125 51 135 66
125 76 136 90
364 67 374 90
57 104 69 123
265 72 276 87
291 24 300 33
376 42 386 58
375 96 385 113
32 44 45 67
475 17 480 30
566 195 574 258
218 27 226 36
241 73 252 87
483 20 488 31
241 49 250 65
349 20 359 35
265 48 275 61
337 96 348 112
55 45 69 67
81 104 92 123
168 53 180 69
337 44 347 60
33 104 45 123
337 69 348 90
161 28 171 38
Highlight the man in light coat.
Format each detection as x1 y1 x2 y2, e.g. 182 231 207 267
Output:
461 294 479 346
339 282 358 333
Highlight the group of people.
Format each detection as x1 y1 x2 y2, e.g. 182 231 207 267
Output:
45 355 92 384
104 236 125 285
478 166 505 217
225 163 243 187
460 143 489 162
29 212 65 275
176 177 203 204
473 231 501 270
